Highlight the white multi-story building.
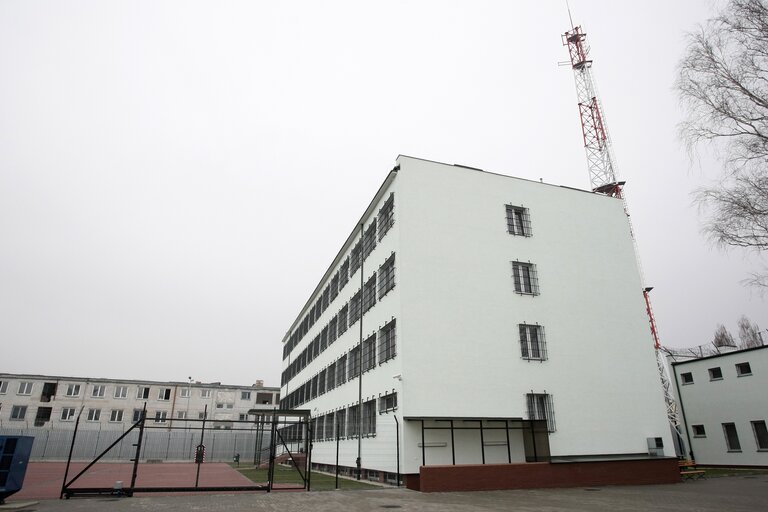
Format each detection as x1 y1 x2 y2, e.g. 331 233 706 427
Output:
279 155 676 489
0 373 279 430
668 345 768 466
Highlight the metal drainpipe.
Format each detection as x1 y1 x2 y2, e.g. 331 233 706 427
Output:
357 222 364 480
671 364 695 460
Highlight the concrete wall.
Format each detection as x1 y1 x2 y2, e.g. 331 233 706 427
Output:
671 346 768 466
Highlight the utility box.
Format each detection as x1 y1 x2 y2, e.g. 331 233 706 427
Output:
647 437 664 457
0 436 34 503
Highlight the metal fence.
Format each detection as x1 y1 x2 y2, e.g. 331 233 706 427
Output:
0 427 271 463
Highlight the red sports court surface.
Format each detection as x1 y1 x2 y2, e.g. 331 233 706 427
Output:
10 462 265 501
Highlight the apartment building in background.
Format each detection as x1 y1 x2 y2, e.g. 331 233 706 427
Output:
279 155 678 490
0 373 279 430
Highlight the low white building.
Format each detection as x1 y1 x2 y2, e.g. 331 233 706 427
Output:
279 155 675 489
0 372 279 431
668 345 768 466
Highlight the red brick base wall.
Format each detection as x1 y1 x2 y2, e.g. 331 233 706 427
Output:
416 458 680 492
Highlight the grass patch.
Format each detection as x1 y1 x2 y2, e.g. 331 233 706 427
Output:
232 464 381 491
696 467 768 478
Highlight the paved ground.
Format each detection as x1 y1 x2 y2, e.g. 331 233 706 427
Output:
4 475 767 512
11 462 256 501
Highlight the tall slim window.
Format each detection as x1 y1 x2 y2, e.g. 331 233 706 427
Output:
328 316 338 344
512 261 539 295
327 362 337 391
348 405 360 438
349 346 361 378
378 193 394 241
338 305 349 335
363 220 377 260
318 369 327 395
337 354 347 386
506 204 531 236
339 258 350 290
526 393 555 432
379 319 397 364
349 291 362 325
378 254 396 299
519 324 547 361
350 240 362 276
335 409 347 438
330 274 339 301
363 274 377 313
362 400 376 436
363 334 376 372
0 381 7 394
723 422 742 451
751 421 768 450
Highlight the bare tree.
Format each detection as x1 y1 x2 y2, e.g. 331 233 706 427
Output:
737 314 764 347
678 0 768 287
713 323 737 348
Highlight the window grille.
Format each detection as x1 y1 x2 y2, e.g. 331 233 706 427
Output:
363 334 376 371
327 362 336 391
322 287 330 310
519 324 547 361
321 326 328 351
318 369 326 395
378 254 396 298
349 346 361 378
349 291 362 325
339 258 350 290
350 240 362 276
363 219 377 260
330 274 339 301
363 274 377 313
336 409 347 438
506 204 531 236
337 355 347 386
512 261 539 295
379 392 397 413
328 316 338 344
348 405 360 438
378 319 397 363
363 400 377 435
526 393 555 432
338 305 349 335
378 193 394 241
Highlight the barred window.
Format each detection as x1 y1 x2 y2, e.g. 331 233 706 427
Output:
363 219 377 260
349 290 362 325
506 204 531 236
379 392 397 413
322 286 330 311
349 345 361 378
327 362 337 391
378 254 395 299
330 274 339 301
379 319 397 364
378 193 394 241
512 261 539 295
318 369 326 395
336 408 347 438
339 258 350 290
338 305 349 335
310 375 318 400
363 334 376 372
325 412 335 440
337 354 347 386
348 404 360 437
328 316 338 344
320 326 328 351
526 393 555 432
362 399 377 436
350 240 362 276
363 274 377 313
519 324 547 361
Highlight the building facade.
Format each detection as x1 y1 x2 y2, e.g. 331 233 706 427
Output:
279 155 675 487
669 345 768 466
0 373 279 431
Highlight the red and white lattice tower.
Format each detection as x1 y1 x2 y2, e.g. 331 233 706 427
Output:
562 24 684 444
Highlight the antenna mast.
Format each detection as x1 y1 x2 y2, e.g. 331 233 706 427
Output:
562 22 685 451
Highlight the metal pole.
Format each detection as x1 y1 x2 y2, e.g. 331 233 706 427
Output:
306 419 312 491
335 420 340 490
195 404 207 488
394 415 400 487
267 410 277 492
479 420 485 464
505 420 511 463
421 420 426 467
60 406 83 499
357 223 364 480
530 419 538 461
129 403 147 493
450 420 456 465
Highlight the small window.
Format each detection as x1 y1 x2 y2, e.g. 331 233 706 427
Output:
519 324 547 361
158 388 172 401
512 261 539 295
109 409 124 422
61 408 76 421
132 409 143 422
11 405 27 420
91 385 106 398
0 381 8 394
137 386 150 399
216 402 224 409
65 384 81 397
506 204 531 236
736 362 752 376
379 392 398 413
241 391 251 400
87 409 101 422
708 367 723 381
198 412 206 420
692 424 706 437
114 386 128 399
154 411 168 424
17 382 33 395
239 413 248 421
681 372 694 385
752 421 768 450
177 411 187 419
723 422 742 451
526 393 555 432
201 389 211 398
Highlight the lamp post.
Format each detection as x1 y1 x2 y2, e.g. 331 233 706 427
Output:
186 376 192 430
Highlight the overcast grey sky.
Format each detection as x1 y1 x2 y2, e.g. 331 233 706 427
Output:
1 1 765 386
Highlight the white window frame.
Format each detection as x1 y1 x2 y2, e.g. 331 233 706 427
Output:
512 261 539 295
65 384 81 397
180 388 190 398
109 409 124 422
201 389 211 398
154 411 168 424
506 204 531 237
17 382 33 395
91 384 106 398
137 386 150 399
158 388 172 401
86 408 101 422
0 381 8 394
10 405 27 420
61 407 76 421
241 391 251 400
519 324 546 361
177 411 187 419
114 385 128 399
